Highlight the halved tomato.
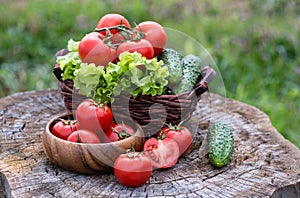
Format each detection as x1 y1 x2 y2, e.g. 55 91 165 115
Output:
143 137 179 169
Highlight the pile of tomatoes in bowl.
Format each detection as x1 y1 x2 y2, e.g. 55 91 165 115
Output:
51 99 136 144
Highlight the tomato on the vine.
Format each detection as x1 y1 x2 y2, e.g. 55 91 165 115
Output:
117 39 154 59
114 151 152 187
78 32 117 67
158 124 192 156
104 122 135 142
96 13 131 36
134 21 167 56
52 119 78 140
75 99 113 138
143 137 179 169
67 129 101 144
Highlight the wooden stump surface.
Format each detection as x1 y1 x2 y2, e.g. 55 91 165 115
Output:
0 89 299 198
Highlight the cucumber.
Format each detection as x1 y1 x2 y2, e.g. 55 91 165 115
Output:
207 122 234 168
157 48 183 84
173 54 202 94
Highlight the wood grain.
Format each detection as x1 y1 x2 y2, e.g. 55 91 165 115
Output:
0 89 299 197
42 113 145 174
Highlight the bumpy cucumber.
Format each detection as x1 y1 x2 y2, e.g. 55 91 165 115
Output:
173 54 202 94
207 122 234 168
157 48 183 84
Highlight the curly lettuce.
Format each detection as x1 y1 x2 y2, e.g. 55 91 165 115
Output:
56 39 81 81
116 52 169 97
73 51 169 103
73 63 104 98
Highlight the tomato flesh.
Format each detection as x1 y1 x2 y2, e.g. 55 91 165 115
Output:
144 137 179 169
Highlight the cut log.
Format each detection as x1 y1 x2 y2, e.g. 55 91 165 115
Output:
0 89 299 197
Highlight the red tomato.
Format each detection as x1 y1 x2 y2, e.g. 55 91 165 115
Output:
75 100 113 138
109 32 127 45
134 21 167 56
104 122 135 142
67 129 101 144
116 39 154 59
143 137 179 169
158 125 192 156
96 13 131 36
114 152 152 187
52 119 78 140
78 32 116 67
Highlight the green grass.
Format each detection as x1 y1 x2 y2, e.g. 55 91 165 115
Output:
0 0 299 148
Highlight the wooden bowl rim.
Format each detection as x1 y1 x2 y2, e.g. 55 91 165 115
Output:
44 113 144 146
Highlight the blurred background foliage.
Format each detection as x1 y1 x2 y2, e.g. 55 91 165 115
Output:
0 0 299 148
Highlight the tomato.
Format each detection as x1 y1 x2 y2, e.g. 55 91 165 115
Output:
104 122 135 142
78 32 116 67
114 151 152 187
52 119 78 140
143 137 179 169
75 100 113 138
158 124 192 156
134 21 167 56
116 39 154 59
96 13 131 36
109 32 127 45
67 129 101 144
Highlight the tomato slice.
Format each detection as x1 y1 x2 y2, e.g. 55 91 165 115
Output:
143 137 179 169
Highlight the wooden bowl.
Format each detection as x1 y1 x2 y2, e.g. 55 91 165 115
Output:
42 113 145 174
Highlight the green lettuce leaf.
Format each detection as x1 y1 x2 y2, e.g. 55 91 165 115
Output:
115 52 169 98
73 63 104 98
56 39 81 81
56 51 81 81
72 51 169 103
67 39 80 52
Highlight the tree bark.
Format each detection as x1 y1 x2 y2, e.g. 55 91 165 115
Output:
0 89 299 197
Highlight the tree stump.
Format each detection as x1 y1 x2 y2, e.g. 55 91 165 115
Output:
0 89 299 198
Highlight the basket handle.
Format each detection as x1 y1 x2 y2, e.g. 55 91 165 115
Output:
52 48 69 82
53 64 63 82
193 65 216 97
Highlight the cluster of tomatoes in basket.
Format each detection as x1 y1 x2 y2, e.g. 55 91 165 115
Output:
78 13 167 67
51 99 192 187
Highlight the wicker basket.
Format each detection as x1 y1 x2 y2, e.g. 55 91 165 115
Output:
53 65 216 137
